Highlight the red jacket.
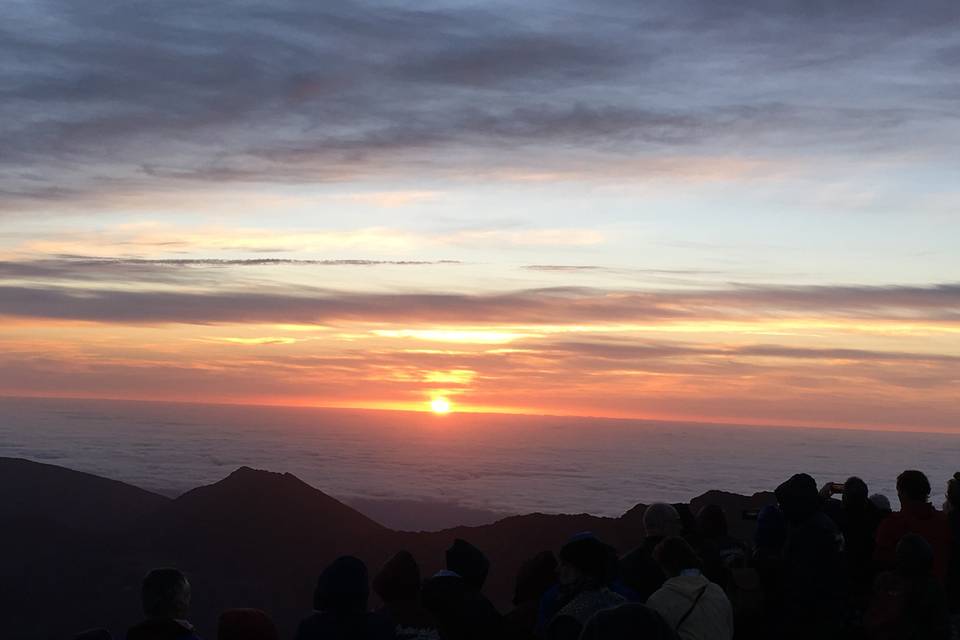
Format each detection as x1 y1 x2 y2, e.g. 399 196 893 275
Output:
874 503 952 582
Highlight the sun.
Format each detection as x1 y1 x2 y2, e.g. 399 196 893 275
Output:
430 397 452 414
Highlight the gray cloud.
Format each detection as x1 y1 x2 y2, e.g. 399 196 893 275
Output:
2 0 958 206
0 281 956 326
0 257 462 284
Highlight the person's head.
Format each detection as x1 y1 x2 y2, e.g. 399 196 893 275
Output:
445 538 489 591
643 503 682 539
512 550 557 606
373 550 421 604
842 476 869 509
946 472 960 511
653 537 702 578
558 533 611 586
775 473 820 525
314 556 370 614
217 609 279 640
897 470 931 505
696 504 728 539
895 533 933 579
869 493 892 513
141 568 191 620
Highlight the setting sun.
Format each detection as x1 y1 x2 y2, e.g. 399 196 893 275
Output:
430 397 452 414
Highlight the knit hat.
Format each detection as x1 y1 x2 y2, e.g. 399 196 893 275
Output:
314 555 369 613
373 550 421 603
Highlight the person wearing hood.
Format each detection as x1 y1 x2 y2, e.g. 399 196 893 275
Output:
372 551 439 640
646 537 733 640
295 555 395 640
875 470 951 586
420 539 504 640
773 473 846 640
127 568 202 640
545 533 625 640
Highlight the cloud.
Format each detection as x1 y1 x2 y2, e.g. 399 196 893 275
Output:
0 282 956 326
2 0 958 207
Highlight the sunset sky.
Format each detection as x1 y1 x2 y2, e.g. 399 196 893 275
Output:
2 1 958 431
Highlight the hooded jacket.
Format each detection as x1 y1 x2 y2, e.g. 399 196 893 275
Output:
773 474 846 639
647 575 733 640
421 572 504 640
296 556 395 640
373 551 439 640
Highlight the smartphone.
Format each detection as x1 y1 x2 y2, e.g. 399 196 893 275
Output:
830 482 845 494
742 509 760 521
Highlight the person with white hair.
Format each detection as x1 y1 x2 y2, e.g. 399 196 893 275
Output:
127 568 201 640
619 503 684 602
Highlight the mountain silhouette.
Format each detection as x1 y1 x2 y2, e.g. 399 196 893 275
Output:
0 456 168 533
0 457 772 638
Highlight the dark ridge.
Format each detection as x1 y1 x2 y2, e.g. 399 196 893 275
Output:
0 456 169 533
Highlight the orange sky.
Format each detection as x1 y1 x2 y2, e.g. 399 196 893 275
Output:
3 1 959 432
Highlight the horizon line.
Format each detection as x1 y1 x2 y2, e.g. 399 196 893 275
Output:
2 392 956 436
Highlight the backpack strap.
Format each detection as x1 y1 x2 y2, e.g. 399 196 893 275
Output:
675 585 709 632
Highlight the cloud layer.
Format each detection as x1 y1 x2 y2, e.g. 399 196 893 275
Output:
3 0 958 206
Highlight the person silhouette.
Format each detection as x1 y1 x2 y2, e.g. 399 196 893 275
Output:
127 568 202 640
646 536 733 640
875 470 951 584
372 551 439 640
620 503 683 603
295 556 394 640
421 539 504 640
773 473 845 640
545 533 625 640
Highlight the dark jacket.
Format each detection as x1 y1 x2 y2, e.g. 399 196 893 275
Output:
579 603 679 640
127 619 202 640
373 551 440 640
421 573 504 640
619 536 667 603
295 612 395 640
545 588 624 640
297 556 396 640
775 474 846 640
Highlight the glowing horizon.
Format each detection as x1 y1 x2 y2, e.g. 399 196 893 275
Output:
1 1 958 433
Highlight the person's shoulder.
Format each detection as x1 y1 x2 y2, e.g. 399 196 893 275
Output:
645 585 671 607
877 510 908 533
126 619 200 640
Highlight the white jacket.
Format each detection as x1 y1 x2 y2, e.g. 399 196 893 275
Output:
647 574 733 640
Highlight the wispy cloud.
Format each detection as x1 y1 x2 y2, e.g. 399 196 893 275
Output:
0 282 957 326
2 0 957 207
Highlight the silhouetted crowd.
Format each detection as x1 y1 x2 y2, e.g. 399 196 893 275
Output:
74 469 960 640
